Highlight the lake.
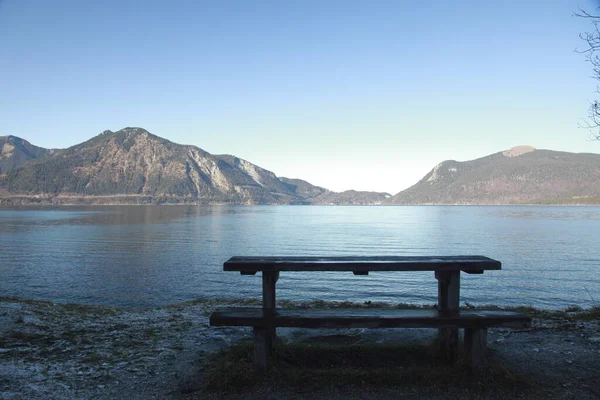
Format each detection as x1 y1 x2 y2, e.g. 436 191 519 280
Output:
0 205 598 310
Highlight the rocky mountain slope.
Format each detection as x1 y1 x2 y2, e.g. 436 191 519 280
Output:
388 146 600 204
0 135 52 174
278 177 390 204
310 189 391 205
0 128 387 205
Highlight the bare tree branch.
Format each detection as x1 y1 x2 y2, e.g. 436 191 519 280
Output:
577 8 600 140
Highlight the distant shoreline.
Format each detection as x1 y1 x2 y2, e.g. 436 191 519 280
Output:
1 195 600 207
1 296 598 315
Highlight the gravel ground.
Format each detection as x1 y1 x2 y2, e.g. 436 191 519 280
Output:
1 297 599 400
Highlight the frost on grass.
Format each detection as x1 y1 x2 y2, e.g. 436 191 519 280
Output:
0 297 249 399
0 298 599 399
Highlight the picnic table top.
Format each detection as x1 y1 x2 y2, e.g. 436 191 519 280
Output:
224 255 501 273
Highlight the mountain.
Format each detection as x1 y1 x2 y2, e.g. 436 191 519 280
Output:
0 135 52 174
278 177 328 198
310 189 391 205
0 128 386 205
278 178 390 204
388 146 600 204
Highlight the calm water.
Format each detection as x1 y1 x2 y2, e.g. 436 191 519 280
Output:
0 205 599 310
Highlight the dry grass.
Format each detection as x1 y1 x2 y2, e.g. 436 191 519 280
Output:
202 338 531 396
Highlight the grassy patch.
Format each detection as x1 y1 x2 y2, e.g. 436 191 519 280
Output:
461 303 600 321
6 330 53 344
142 327 162 339
60 329 94 343
166 297 263 310
0 296 120 319
81 352 110 364
576 305 600 321
512 305 600 321
202 339 530 395
58 302 120 316
165 297 600 322
0 296 53 307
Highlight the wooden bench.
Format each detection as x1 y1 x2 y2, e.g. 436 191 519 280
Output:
209 256 531 371
210 307 531 370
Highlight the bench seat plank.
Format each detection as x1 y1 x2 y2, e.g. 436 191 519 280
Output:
224 255 500 274
210 308 531 329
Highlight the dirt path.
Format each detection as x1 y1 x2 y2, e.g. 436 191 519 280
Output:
1 298 599 399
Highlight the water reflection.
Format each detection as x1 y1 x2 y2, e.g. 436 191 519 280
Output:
0 205 599 309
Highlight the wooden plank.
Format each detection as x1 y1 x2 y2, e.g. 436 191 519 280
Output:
253 327 269 371
224 255 500 273
436 271 460 312
210 308 531 329
262 271 279 354
262 271 279 312
464 327 488 371
436 271 460 360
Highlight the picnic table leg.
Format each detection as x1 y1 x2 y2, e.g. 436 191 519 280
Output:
435 270 460 361
256 270 279 370
464 327 488 372
253 326 269 371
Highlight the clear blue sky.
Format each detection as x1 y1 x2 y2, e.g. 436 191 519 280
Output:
1 0 599 193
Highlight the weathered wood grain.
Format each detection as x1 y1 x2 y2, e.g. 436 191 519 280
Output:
253 327 269 371
262 271 279 353
224 255 500 274
436 271 460 360
218 255 509 371
464 327 488 371
262 271 278 312
210 308 531 329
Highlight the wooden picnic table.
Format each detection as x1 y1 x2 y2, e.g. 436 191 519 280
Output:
216 255 507 370
224 255 501 313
